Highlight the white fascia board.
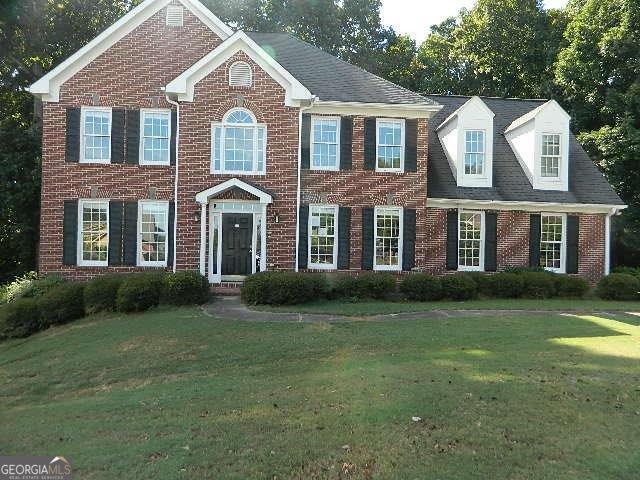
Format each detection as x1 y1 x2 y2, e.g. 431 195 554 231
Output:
166 31 313 105
436 96 494 132
308 101 442 119
29 0 232 102
196 178 273 204
428 197 628 215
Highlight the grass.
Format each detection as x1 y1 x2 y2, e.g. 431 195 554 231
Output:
1 306 640 479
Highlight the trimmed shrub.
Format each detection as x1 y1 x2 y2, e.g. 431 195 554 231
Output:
116 273 165 312
399 274 443 301
555 275 589 298
242 272 328 305
331 273 397 301
39 282 86 327
441 273 478 301
481 273 525 298
0 298 42 339
163 271 210 305
520 272 557 299
330 275 361 301
1 272 66 304
596 273 640 300
504 266 546 274
84 275 125 314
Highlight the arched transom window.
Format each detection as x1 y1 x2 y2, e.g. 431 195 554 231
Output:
211 108 267 174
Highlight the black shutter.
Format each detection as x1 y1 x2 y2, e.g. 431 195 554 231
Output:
65 108 81 163
111 109 126 164
364 117 376 170
405 119 418 172
338 207 351 269
529 214 541 267
108 201 124 266
123 201 138 266
402 208 417 271
340 117 353 170
62 200 78 265
126 109 140 164
301 114 311 170
167 202 175 267
566 215 579 274
484 212 498 272
170 110 177 166
362 207 374 270
446 210 459 270
298 205 309 269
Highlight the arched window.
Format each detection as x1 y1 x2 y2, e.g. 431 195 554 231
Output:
229 62 253 87
211 108 266 174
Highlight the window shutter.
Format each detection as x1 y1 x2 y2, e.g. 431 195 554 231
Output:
126 110 140 164
402 208 417 271
529 214 541 267
301 114 311 170
566 215 579 274
340 117 353 170
108 201 124 266
110 109 126 164
170 110 177 166
362 207 374 270
363 117 376 170
338 207 351 269
62 200 78 265
485 212 497 272
123 201 138 266
298 205 309 269
65 108 81 163
446 210 459 270
167 201 175 267
405 119 418 172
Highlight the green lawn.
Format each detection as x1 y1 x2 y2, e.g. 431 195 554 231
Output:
1 306 639 479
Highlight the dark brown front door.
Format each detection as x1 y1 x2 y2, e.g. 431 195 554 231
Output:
222 214 253 275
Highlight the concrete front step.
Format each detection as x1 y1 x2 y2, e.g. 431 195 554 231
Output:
212 282 243 296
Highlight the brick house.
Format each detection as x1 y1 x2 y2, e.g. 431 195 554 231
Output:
29 0 625 285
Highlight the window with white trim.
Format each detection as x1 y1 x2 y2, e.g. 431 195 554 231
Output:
458 211 484 271
376 119 404 172
141 110 171 165
374 206 402 270
138 201 169 266
309 205 338 269
541 134 561 178
78 200 109 266
464 130 485 175
229 61 252 87
81 108 111 163
540 214 565 272
311 116 340 170
211 108 266 174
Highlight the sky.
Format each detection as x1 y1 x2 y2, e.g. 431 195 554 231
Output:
381 0 570 45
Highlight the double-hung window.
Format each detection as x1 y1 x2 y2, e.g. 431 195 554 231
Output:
374 206 403 270
541 134 561 178
308 205 338 269
78 200 109 266
138 201 169 267
458 210 484 271
376 119 404 172
211 108 266 175
464 130 485 175
540 213 565 272
311 116 340 170
81 107 111 163
141 110 171 165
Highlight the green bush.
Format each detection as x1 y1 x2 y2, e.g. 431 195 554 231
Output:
612 266 640 279
116 273 165 312
596 273 640 300
481 273 525 298
441 273 478 301
84 275 125 314
163 271 210 305
39 283 86 327
331 273 397 300
0 272 66 304
242 272 328 305
399 274 443 301
0 298 42 339
330 275 361 301
555 275 590 298
503 266 547 274
520 272 557 299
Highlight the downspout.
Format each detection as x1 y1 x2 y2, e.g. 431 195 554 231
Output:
604 207 617 276
165 92 180 273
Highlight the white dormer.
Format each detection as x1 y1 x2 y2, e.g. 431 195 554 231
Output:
437 96 494 188
505 100 571 191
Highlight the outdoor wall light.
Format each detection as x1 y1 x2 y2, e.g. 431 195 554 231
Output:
274 213 280 224
194 211 200 223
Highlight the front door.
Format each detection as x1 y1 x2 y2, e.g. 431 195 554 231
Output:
222 213 253 275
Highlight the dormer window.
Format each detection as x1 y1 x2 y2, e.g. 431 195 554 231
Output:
541 133 561 178
464 130 485 175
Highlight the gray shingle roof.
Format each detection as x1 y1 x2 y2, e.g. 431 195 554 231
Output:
425 95 624 206
247 32 437 106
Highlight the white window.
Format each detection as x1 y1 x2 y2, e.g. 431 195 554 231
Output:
464 130 485 175
540 213 566 273
81 107 111 163
140 109 171 165
376 119 405 172
311 116 340 170
308 205 338 269
541 134 561 178
138 201 169 267
229 61 253 87
458 210 485 271
78 200 109 266
211 108 266 175
374 206 403 271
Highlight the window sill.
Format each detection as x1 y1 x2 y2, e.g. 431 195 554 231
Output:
210 169 266 176
139 162 172 167
79 160 111 165
458 265 484 272
308 264 338 271
375 168 404 174
373 265 401 272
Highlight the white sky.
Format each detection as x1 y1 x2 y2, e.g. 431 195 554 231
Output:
381 0 570 45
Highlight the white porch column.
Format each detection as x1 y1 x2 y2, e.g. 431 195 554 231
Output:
199 201 207 276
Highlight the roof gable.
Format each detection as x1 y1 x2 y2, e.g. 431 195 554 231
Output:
436 96 495 131
505 99 571 134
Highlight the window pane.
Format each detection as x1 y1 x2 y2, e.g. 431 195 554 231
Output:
141 112 170 164
458 212 482 268
224 126 255 171
312 118 338 169
140 202 168 264
541 134 561 177
540 215 563 270
464 130 484 175
83 110 111 162
377 121 403 170
309 206 336 266
81 201 108 263
226 110 254 124
375 208 400 267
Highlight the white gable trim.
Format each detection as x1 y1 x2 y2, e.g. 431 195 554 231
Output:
505 99 571 134
428 198 627 215
166 31 313 106
195 178 273 205
436 96 495 132
29 0 232 102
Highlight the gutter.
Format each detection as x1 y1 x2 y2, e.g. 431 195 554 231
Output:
165 92 180 273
